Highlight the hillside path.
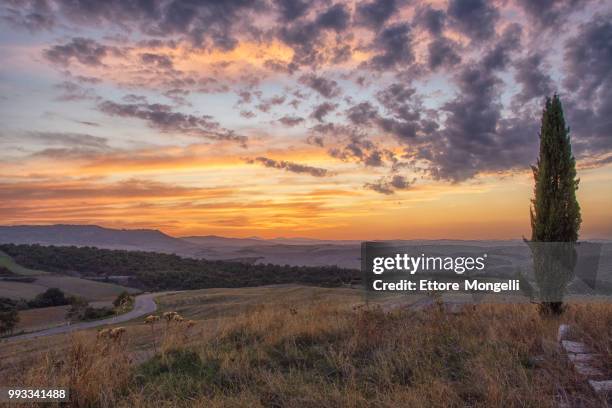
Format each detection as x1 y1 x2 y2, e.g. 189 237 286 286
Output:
2 292 175 343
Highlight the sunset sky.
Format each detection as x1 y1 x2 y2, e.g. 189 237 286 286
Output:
0 0 610 239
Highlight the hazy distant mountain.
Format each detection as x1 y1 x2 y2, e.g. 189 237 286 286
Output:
0 225 362 267
2 225 568 269
0 225 199 255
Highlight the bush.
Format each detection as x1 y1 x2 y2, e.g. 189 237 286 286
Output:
113 291 134 310
28 288 70 308
81 306 114 321
0 298 19 335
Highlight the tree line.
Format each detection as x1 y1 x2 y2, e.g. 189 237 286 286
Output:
0 244 361 291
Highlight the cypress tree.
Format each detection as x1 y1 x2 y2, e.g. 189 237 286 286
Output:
530 94 581 314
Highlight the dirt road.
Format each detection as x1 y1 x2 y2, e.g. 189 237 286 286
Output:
2 292 172 343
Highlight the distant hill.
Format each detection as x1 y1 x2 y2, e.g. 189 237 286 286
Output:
0 225 200 256
0 225 363 267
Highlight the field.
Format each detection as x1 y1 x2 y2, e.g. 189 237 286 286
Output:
15 305 72 332
1 285 610 407
0 250 139 301
0 250 47 275
0 280 49 299
0 275 139 301
34 275 139 300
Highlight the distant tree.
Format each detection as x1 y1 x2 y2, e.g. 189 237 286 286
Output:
29 288 69 308
66 297 88 322
113 291 134 311
0 298 19 335
530 94 581 315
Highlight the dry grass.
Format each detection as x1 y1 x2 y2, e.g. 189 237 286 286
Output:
4 299 610 407
2 286 610 407
16 305 71 333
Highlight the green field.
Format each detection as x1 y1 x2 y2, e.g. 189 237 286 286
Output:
0 250 48 275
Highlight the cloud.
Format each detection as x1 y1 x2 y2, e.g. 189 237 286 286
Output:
513 53 554 104
367 23 414 70
24 131 110 149
247 157 330 177
54 81 98 101
0 178 224 201
447 0 499 42
277 116 304 126
1 0 55 31
274 0 311 22
562 13 612 156
299 74 342 99
44 37 115 66
98 100 247 145
315 3 350 32
356 0 397 29
416 5 446 36
255 94 286 113
427 37 461 70
140 52 174 70
310 102 338 122
515 0 591 28
364 175 414 194
328 134 397 168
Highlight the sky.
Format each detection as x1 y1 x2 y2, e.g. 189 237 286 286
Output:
0 0 610 240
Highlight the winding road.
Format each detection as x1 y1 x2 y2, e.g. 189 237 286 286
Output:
2 292 173 343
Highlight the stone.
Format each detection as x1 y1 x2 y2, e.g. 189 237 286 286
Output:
588 380 612 395
567 353 600 363
574 361 603 377
561 340 589 354
557 324 571 342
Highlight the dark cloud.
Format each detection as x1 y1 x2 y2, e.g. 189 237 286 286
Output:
413 58 537 182
277 115 304 126
447 0 499 42
315 3 350 32
255 94 286 113
311 102 338 122
562 13 612 156
367 23 414 70
329 134 396 168
278 3 352 67
163 88 191 106
513 53 554 104
7 0 267 51
274 0 311 22
481 23 522 71
299 74 342 98
356 0 397 29
346 102 379 126
1 0 55 31
344 85 433 141
98 100 247 145
364 175 414 194
515 0 590 28
428 37 461 69
416 5 446 36
247 157 330 177
44 37 113 66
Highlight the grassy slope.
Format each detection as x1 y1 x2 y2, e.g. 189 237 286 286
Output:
2 285 610 407
0 250 138 301
0 250 47 275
